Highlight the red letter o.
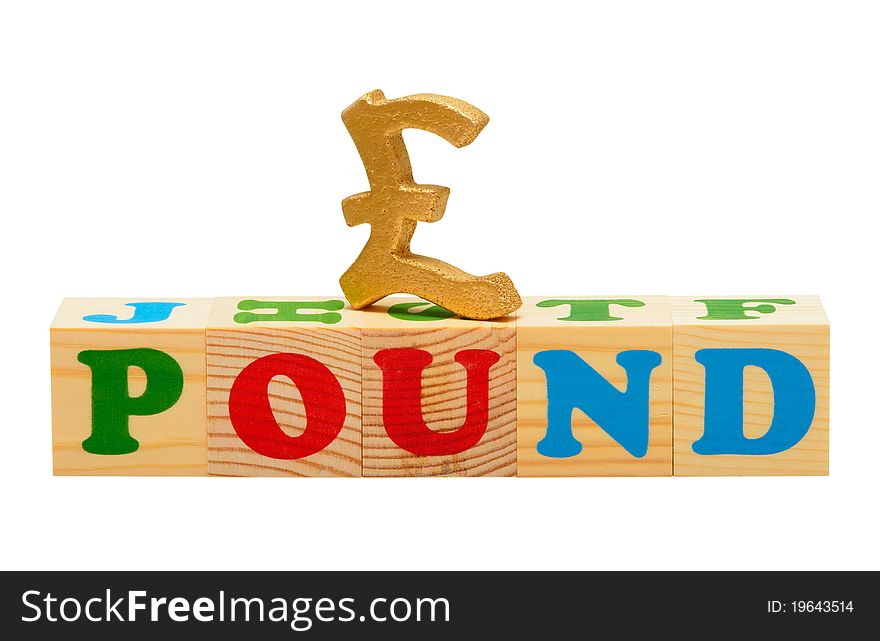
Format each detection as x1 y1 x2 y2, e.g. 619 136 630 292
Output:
228 353 346 459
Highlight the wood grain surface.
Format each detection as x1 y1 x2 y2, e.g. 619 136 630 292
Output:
207 325 362 477
360 298 516 476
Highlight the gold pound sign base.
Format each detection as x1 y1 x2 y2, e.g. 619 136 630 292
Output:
339 89 522 321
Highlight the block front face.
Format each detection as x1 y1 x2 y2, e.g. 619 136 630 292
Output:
51 298 213 475
206 297 361 477
360 298 516 476
517 297 673 476
672 296 829 476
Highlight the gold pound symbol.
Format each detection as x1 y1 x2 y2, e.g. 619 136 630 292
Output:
339 89 522 320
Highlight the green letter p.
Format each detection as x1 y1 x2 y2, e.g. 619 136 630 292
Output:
77 348 185 455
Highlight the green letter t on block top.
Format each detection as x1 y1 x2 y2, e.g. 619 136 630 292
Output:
536 299 646 322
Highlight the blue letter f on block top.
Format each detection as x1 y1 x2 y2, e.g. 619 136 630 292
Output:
533 350 663 459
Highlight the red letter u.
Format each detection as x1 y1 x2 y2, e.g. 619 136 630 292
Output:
372 348 500 456
228 353 346 459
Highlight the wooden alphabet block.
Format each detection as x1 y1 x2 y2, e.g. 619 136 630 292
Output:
206 297 362 476
50 298 213 475
360 297 516 476
671 296 829 476
516 297 673 476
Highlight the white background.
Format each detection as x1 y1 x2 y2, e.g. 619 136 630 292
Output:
1 1 878 571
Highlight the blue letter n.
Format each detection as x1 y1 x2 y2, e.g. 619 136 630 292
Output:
532 350 662 459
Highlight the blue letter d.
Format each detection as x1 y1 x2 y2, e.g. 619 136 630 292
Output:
693 348 816 456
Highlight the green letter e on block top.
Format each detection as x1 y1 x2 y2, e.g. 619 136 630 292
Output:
233 300 345 325
695 299 796 321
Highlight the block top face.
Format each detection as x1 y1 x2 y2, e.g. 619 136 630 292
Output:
516 296 671 327
51 298 214 330
207 296 360 329
670 296 828 326
356 296 515 328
